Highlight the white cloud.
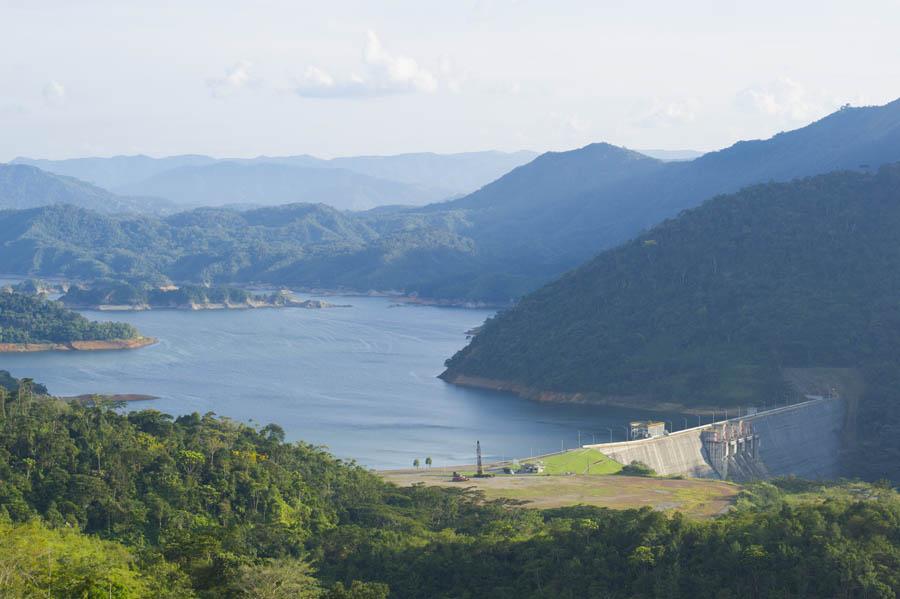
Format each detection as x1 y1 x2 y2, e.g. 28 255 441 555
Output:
633 98 698 128
735 77 830 121
294 31 438 99
42 80 66 106
207 60 255 98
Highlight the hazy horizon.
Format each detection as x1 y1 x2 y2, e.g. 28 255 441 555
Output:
2 1 897 162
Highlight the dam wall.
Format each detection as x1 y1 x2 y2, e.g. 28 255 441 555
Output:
585 397 845 481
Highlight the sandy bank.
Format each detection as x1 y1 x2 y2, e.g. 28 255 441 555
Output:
0 337 157 353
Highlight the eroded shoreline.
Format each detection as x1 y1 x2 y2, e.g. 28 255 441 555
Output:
0 337 158 353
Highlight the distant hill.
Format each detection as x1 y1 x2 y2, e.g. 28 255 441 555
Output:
0 164 168 214
0 202 473 286
442 164 900 406
3 100 900 302
111 162 450 211
326 150 539 195
14 150 539 210
11 154 217 190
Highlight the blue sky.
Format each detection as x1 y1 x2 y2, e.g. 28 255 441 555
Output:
0 0 897 160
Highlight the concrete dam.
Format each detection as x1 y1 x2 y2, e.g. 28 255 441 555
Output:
584 397 846 481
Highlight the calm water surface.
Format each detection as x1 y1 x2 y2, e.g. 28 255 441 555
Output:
0 294 683 468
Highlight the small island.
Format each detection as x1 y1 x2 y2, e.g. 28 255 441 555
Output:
58 281 350 311
0 290 156 353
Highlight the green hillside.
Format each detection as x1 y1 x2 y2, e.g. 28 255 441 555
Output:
0 291 139 344
444 165 900 481
1 388 897 597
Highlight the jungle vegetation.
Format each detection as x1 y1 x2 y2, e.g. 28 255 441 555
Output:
0 382 897 598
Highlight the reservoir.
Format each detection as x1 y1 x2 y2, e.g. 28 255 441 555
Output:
0 294 684 469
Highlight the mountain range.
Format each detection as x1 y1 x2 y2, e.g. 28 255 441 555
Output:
2 100 900 303
11 150 539 210
0 164 172 214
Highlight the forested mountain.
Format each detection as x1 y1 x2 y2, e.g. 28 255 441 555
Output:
443 164 900 479
1 389 897 597
112 162 450 210
0 164 169 214
0 203 473 290
425 100 900 298
0 291 140 344
13 150 539 209
3 101 900 302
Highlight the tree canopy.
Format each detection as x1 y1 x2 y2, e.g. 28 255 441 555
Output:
0 291 139 344
1 388 897 597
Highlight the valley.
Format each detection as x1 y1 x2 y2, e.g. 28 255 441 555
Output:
2 4 898 597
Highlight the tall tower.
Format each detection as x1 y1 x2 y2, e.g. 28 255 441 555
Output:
476 440 484 476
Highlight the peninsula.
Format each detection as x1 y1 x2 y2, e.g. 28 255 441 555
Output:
59 281 350 311
0 290 156 352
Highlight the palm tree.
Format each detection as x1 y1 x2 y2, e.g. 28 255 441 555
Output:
413 458 420 469
425 456 432 469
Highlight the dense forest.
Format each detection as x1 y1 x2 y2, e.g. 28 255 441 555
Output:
0 383 897 598
0 291 139 344
2 100 900 303
445 165 900 403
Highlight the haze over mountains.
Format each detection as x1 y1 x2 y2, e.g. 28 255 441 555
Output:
2 100 900 303
0 164 173 214
11 150 539 210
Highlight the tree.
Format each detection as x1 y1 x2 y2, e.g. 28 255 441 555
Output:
413 458 420 470
425 456 432 468
325 581 389 599
0 520 157 597
236 558 321 599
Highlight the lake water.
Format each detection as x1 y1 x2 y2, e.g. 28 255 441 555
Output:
0 293 685 469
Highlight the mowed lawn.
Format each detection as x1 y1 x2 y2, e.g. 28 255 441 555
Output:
535 448 623 475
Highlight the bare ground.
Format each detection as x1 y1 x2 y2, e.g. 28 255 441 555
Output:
380 467 739 518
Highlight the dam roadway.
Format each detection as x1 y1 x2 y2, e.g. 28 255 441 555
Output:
584 397 846 481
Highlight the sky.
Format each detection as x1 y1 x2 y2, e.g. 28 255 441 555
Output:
0 0 898 161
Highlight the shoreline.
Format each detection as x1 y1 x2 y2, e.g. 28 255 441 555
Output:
0 336 158 353
1 273 508 310
63 393 159 403
63 299 352 312
439 372 730 415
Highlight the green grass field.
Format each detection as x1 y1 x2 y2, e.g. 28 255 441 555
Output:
530 448 623 475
